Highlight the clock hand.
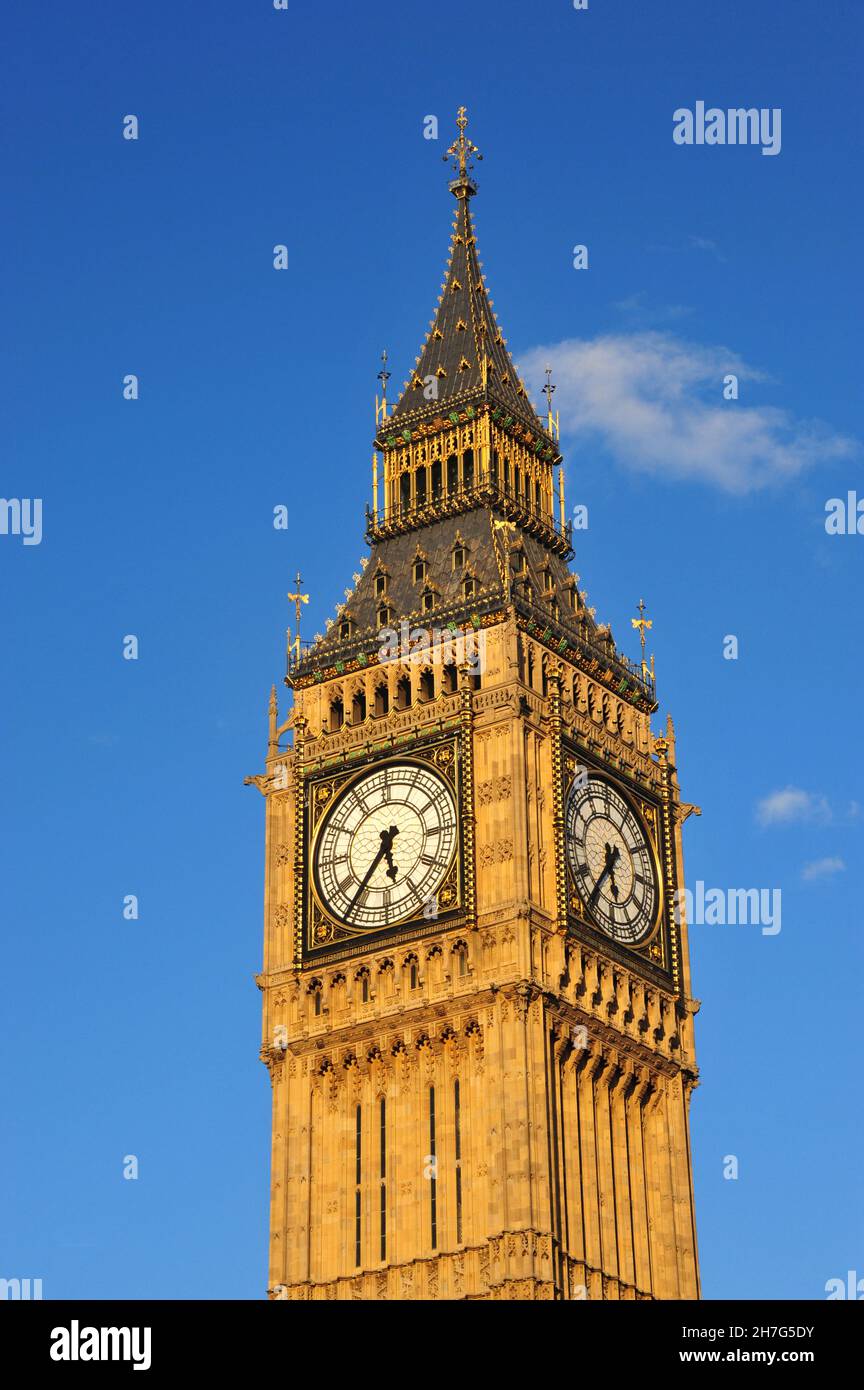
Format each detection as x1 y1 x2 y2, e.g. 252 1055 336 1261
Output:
383 825 399 881
606 842 621 901
589 843 621 904
346 826 399 918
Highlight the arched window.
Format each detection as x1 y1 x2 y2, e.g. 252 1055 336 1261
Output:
442 663 458 694
379 1096 387 1260
454 1079 463 1243
419 670 435 702
373 683 389 717
399 472 411 513
351 689 366 724
452 941 469 976
396 676 412 710
328 698 344 732
416 467 427 505
462 449 474 488
354 1104 362 1266
429 1086 438 1250
447 454 459 493
431 459 442 497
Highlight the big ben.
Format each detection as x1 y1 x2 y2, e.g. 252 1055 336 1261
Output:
250 110 701 1301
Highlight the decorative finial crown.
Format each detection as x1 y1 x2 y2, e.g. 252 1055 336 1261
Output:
443 106 483 197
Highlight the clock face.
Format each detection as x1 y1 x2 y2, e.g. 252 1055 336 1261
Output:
313 761 457 931
565 774 659 945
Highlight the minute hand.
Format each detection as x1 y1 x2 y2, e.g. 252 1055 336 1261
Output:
589 845 621 904
346 826 399 919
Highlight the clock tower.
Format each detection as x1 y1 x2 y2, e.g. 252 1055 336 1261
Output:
250 111 701 1301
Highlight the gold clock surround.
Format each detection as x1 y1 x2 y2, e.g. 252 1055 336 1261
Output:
562 749 670 967
303 740 464 956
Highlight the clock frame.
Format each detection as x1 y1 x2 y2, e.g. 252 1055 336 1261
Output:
300 738 464 958
561 747 672 972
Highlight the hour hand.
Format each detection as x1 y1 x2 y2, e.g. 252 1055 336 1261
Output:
381 825 399 881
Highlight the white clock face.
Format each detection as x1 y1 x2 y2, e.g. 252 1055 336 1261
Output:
313 761 457 930
565 775 658 945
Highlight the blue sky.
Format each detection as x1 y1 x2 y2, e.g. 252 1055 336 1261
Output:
2 0 861 1299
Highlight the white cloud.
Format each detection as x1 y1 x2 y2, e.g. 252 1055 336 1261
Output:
689 235 727 263
755 787 832 826
802 857 845 882
520 333 856 494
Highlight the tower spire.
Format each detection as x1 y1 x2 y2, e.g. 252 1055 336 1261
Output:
386 108 552 442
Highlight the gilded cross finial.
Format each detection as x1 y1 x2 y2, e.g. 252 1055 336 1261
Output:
286 571 310 671
542 364 559 439
443 106 483 194
631 597 653 680
375 349 391 426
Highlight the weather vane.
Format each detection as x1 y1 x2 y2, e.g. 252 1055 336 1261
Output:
443 106 483 186
631 598 654 680
542 364 559 439
375 349 391 426
286 571 309 669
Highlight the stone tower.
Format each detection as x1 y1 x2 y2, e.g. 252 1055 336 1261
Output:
250 110 701 1301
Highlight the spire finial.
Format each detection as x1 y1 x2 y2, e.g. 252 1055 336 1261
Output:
631 598 653 681
286 571 309 674
542 364 559 439
443 106 483 196
375 349 391 425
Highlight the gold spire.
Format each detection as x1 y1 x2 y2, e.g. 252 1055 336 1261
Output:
492 517 517 603
444 106 483 195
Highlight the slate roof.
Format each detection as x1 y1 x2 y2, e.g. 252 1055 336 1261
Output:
388 190 548 438
297 505 637 696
